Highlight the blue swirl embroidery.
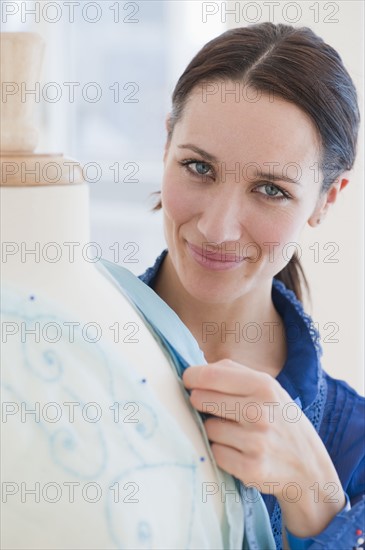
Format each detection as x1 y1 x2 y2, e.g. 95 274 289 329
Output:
1 284 205 549
106 462 198 549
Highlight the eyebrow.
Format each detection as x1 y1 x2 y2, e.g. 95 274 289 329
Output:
256 172 302 186
177 143 301 185
178 143 219 163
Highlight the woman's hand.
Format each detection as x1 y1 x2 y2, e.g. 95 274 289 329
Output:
182 359 346 538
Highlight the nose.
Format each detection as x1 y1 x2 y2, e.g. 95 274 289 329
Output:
196 187 244 245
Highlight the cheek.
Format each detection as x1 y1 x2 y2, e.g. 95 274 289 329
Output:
252 208 304 260
161 168 199 229
255 207 295 240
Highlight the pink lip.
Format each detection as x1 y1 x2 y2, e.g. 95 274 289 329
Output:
186 241 247 271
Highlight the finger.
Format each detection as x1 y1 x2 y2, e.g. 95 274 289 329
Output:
204 417 266 456
183 360 270 396
210 442 262 486
190 389 270 426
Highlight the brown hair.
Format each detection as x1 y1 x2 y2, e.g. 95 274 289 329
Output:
153 23 360 302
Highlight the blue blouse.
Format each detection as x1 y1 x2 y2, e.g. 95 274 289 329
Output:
139 249 365 550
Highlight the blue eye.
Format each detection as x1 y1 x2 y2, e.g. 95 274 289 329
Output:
194 162 211 175
255 183 290 201
179 159 214 178
264 184 281 196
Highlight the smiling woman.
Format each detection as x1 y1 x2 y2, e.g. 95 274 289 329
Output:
160 91 323 308
138 22 365 550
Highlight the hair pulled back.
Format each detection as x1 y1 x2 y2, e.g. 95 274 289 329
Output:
155 23 360 302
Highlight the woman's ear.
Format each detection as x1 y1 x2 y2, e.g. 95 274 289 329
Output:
308 171 351 227
339 177 349 191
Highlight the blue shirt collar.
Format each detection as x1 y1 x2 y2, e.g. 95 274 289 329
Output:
138 249 323 411
271 278 322 410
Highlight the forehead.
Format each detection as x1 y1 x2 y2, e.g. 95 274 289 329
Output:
173 83 321 167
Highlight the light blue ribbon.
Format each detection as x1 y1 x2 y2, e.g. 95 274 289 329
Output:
99 258 276 550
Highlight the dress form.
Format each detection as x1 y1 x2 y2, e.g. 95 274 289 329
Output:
0 33 233 549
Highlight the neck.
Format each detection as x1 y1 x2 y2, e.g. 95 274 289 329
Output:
1 184 96 286
154 252 286 376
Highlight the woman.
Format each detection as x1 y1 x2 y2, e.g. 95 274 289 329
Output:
139 23 365 549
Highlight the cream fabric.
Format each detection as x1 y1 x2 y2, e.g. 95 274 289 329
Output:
1 282 244 549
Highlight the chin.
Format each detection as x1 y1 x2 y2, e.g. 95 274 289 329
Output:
182 274 249 305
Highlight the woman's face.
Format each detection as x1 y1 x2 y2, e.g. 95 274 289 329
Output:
161 82 330 304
